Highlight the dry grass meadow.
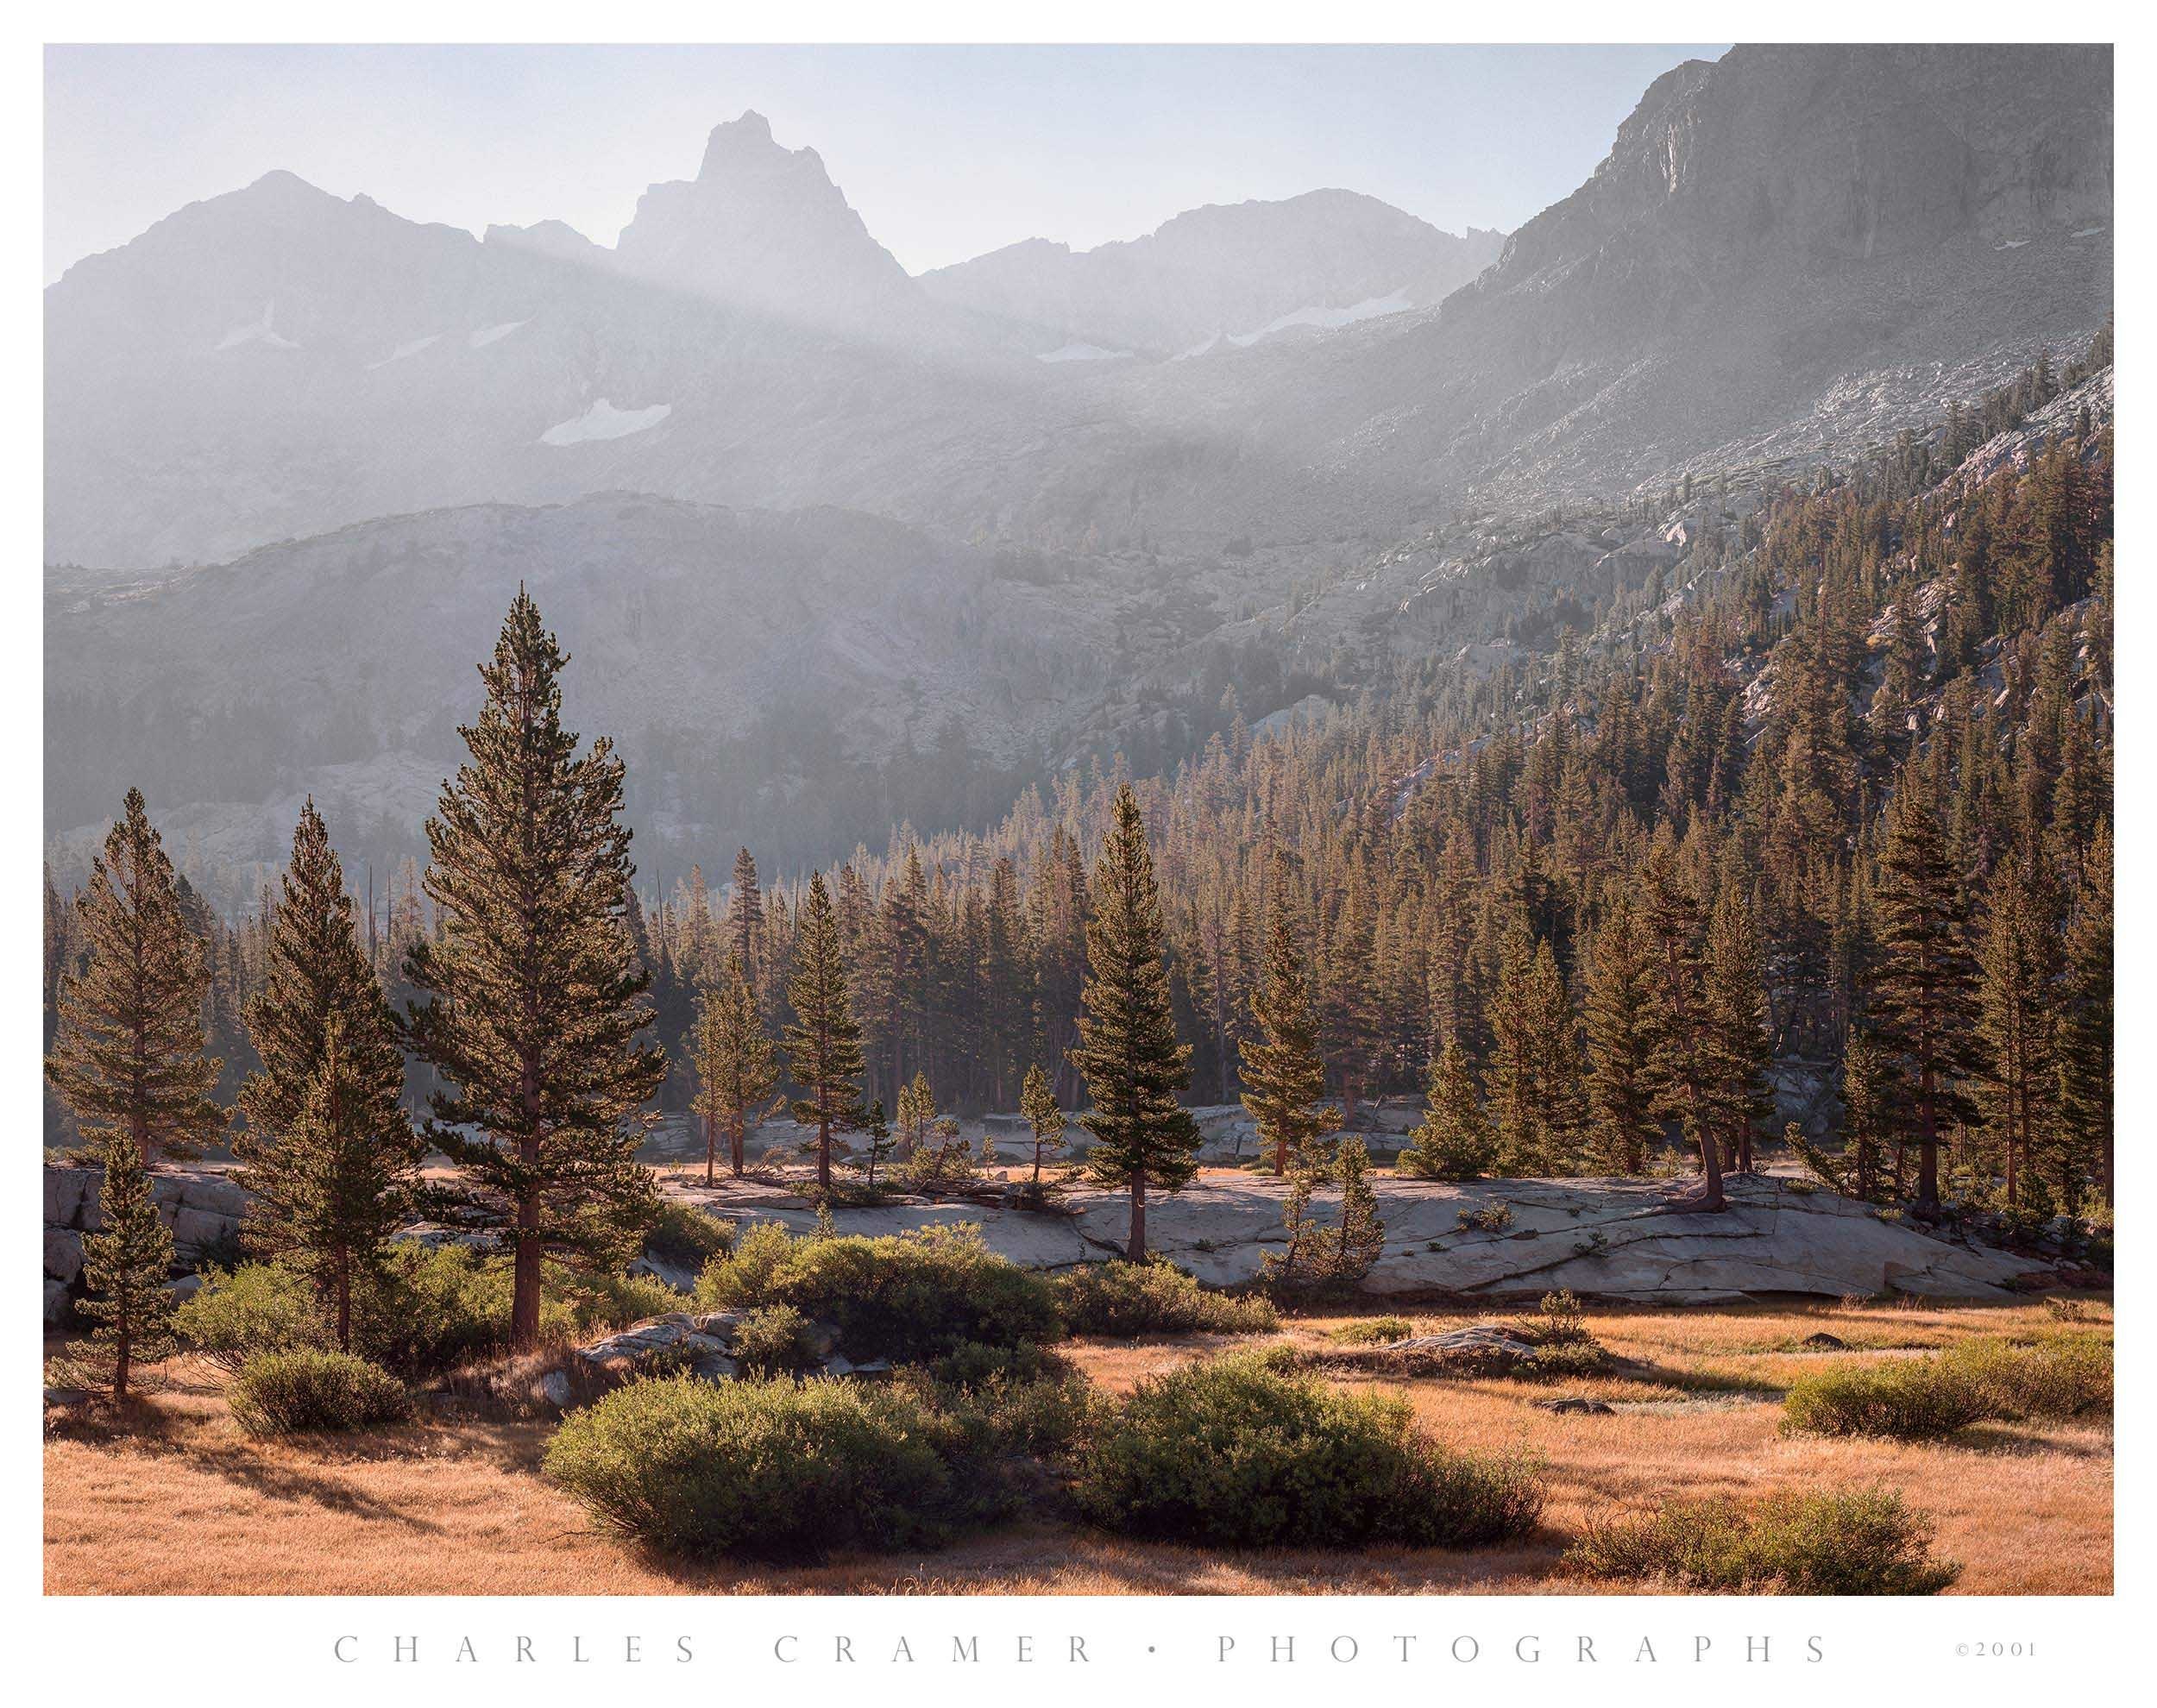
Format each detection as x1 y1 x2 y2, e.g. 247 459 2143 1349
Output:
44 1293 2110 1597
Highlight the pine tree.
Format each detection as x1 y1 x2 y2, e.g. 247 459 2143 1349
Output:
1239 880 1336 1175
691 953 778 1184
1397 1035 1493 1179
1072 784 1200 1259
1638 841 1727 1209
1582 894 1660 1174
403 589 665 1350
1839 1027 1896 1202
783 870 865 1191
46 788 224 1164
1703 888 1774 1175
1019 1062 1067 1184
895 1071 937 1156
853 1099 896 1191
1871 782 1984 1209
1326 1135 1386 1284
1975 851 2060 1208
727 847 764 989
233 800 419 1347
76 1128 178 1399
2054 825 2112 1208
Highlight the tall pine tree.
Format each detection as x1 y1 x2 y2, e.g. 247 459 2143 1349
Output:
74 1128 178 1400
1072 785 1200 1259
1239 873 1336 1175
692 952 778 1184
46 788 224 1164
405 589 664 1349
783 871 865 1191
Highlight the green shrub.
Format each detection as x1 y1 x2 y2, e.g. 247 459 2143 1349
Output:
694 1223 1060 1362
1457 1203 1512 1234
1529 1289 1588 1344
229 1349 411 1436
1329 1316 1412 1346
1073 1350 1542 1548
1054 1259 1279 1338
1567 1487 1959 1594
731 1305 827 1378
544 1374 1015 1559
1937 1334 2112 1421
644 1201 734 1271
1781 1358 1989 1440
174 1264 330 1374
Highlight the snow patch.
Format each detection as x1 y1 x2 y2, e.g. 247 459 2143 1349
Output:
1173 332 1223 361
1226 291 1412 348
1036 342 1134 363
2072 226 2106 239
1993 239 2030 250
469 320 528 349
538 398 672 447
365 333 442 370
216 300 300 351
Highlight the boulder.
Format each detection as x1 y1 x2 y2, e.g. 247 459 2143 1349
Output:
1535 1397 1617 1416
44 1227 84 1288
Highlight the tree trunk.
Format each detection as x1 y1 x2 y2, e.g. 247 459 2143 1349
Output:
817 1116 832 1190
511 1198 542 1350
1127 1171 1148 1259
112 1316 131 1402
1916 1068 1940 1208
336 1260 352 1352
1274 1133 1287 1177
731 1114 746 1177
703 1108 718 1188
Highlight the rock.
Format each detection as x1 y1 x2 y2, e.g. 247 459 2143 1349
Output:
1800 1332 1849 1350
44 1166 90 1228
538 1371 573 1409
164 1273 204 1303
1535 1397 1616 1416
627 1253 697 1292
659 1172 2047 1303
44 1277 70 1328
546 1309 814 1401
44 1226 84 1287
391 1221 500 1253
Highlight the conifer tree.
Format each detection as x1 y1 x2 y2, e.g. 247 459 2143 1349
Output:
1872 782 1984 1209
727 847 764 989
2054 825 2113 1208
1019 1062 1067 1184
404 589 665 1350
1326 1134 1386 1284
1638 842 1727 1209
853 1099 896 1191
1583 894 1660 1174
1239 880 1336 1175
1072 784 1200 1259
76 1128 178 1399
1975 851 2060 1208
235 801 419 1347
1839 1027 1896 1201
1397 1035 1493 1179
783 871 865 1191
895 1071 938 1155
46 788 224 1164
691 952 778 1184
1703 888 1774 1174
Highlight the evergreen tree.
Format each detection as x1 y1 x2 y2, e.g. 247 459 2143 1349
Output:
404 589 665 1350
1072 784 1200 1259
2054 825 2113 1208
1871 782 1984 1208
1019 1062 1067 1184
1582 894 1660 1173
853 1099 896 1191
783 871 866 1191
1397 1035 1493 1179
1326 1134 1386 1284
1638 842 1727 1209
1239 880 1336 1175
1703 888 1774 1174
727 846 764 989
234 801 418 1347
46 788 224 1164
75 1128 178 1400
691 952 778 1184
895 1071 938 1155
1975 851 2061 1208
1839 1027 1896 1202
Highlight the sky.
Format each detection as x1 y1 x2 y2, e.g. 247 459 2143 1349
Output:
44 44 1729 284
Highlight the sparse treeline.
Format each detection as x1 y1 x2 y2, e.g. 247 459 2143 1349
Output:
47 413 2113 1224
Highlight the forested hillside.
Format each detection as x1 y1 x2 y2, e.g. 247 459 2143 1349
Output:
47 336 2113 1222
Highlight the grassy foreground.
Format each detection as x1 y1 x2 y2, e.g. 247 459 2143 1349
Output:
43 1297 2110 1596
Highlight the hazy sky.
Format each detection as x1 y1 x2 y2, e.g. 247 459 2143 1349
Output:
45 44 1728 283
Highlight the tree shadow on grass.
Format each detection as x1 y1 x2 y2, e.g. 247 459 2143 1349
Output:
186 1443 447 1532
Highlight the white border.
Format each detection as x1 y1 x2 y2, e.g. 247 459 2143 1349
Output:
9 7 2138 1700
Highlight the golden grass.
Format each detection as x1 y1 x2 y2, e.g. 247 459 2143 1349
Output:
44 1300 2111 1597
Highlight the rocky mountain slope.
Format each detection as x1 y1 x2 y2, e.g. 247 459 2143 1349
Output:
920 190 1503 359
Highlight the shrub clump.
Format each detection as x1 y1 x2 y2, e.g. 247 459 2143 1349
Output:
1054 1259 1279 1338
544 1373 1016 1559
1936 1334 2112 1421
229 1349 411 1436
1329 1316 1413 1346
1782 1358 1989 1440
644 1201 734 1272
730 1304 828 1378
1567 1487 1959 1595
694 1222 1060 1363
1073 1349 1542 1549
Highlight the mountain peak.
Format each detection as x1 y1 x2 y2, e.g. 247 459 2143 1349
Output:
699 109 778 172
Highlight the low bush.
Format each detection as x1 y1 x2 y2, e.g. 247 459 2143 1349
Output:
1073 1349 1542 1548
1781 1358 1989 1440
1457 1203 1512 1234
644 1201 734 1272
1053 1259 1279 1338
1329 1316 1413 1346
1937 1334 2112 1422
1566 1487 1959 1595
694 1222 1060 1362
730 1304 827 1378
544 1374 1016 1559
229 1349 410 1436
174 1264 330 1374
